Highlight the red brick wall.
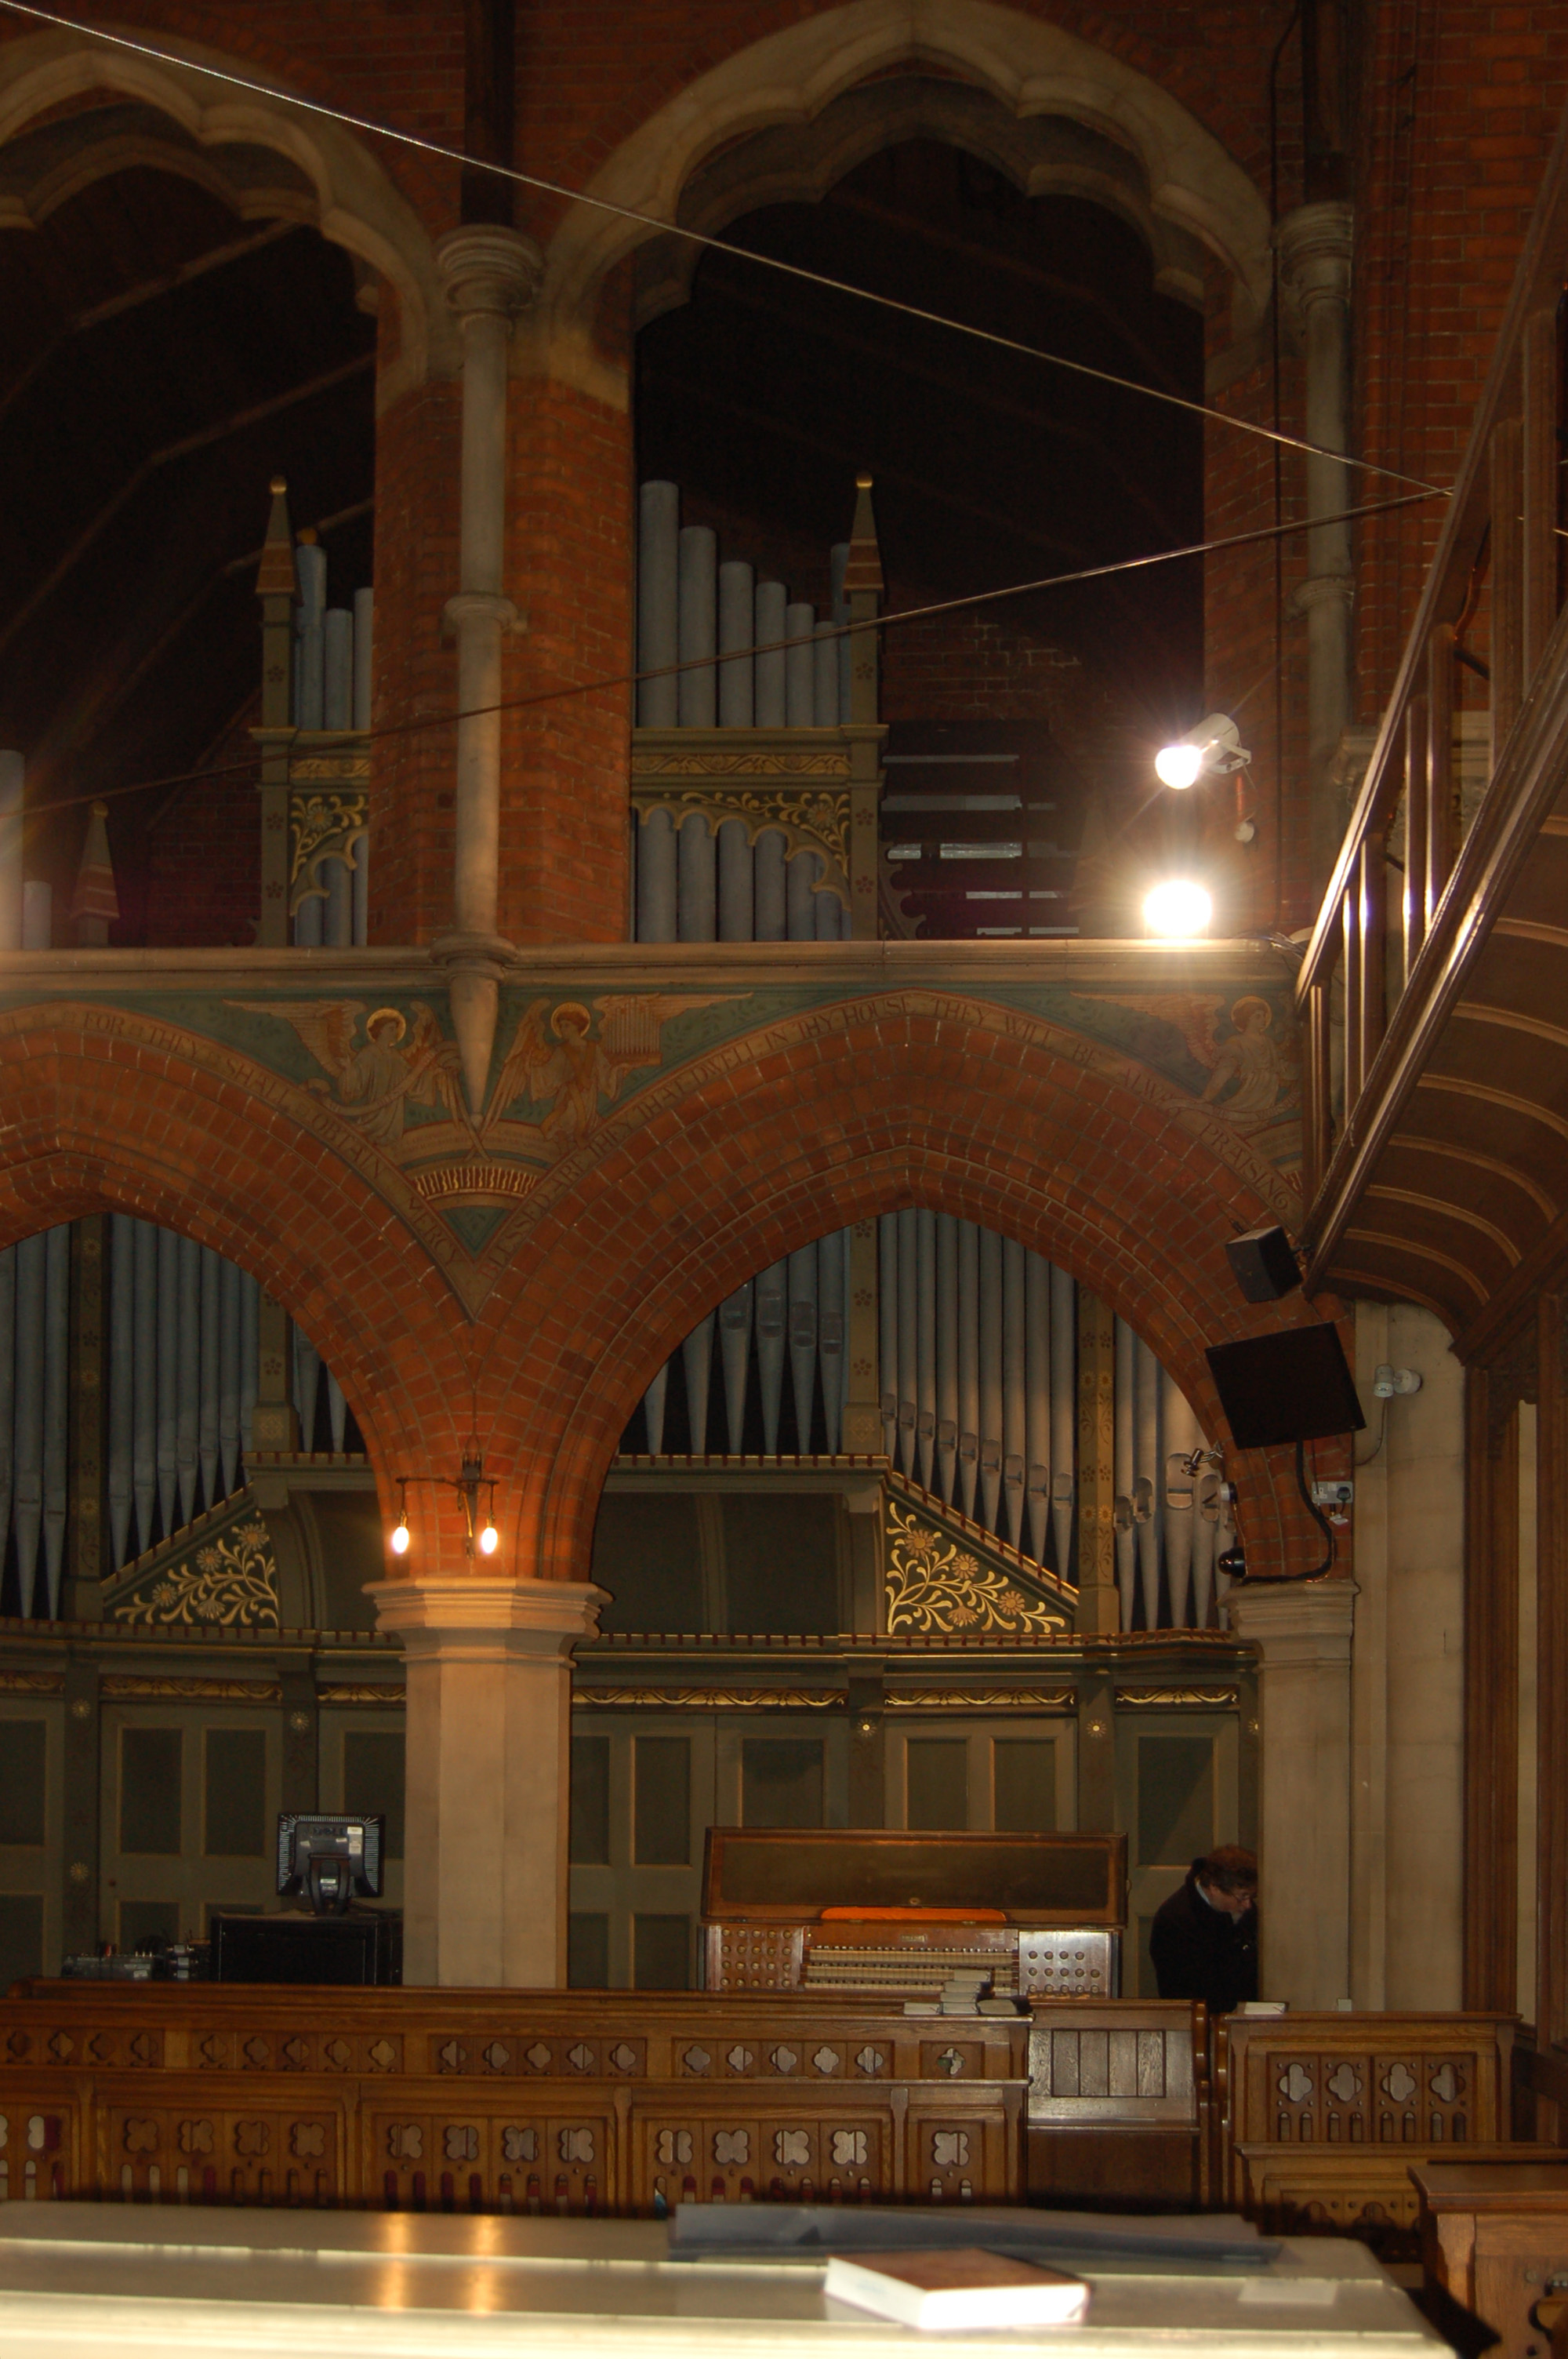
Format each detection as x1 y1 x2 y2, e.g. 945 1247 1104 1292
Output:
140 708 261 948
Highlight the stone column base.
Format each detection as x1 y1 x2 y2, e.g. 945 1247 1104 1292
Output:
368 1576 604 1988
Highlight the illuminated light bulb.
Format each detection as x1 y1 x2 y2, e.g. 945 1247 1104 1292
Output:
390 1518 411 1556
1143 879 1213 938
477 1521 499 1557
1154 740 1205 790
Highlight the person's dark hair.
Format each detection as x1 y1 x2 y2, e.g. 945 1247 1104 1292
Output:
1199 1845 1258 1896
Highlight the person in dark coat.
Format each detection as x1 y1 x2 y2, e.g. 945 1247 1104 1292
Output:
1149 1845 1258 2016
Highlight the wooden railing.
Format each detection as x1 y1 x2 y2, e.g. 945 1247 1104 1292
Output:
1297 118 1568 1219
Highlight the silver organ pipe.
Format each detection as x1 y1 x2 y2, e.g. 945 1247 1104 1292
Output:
935 1214 959 1507
719 1281 753 1455
218 1253 241 1499
878 1216 898 1461
895 1209 917 1481
681 1317 714 1458
632 486 854 947
155 1226 179 1539
755 1259 788 1454
787 1241 818 1450
289 547 372 948
1161 1368 1201 1631
1023 1251 1051 1565
131 1219 157 1554
1114 1315 1136 1629
176 1232 201 1525
717 562 754 725
198 1245 221 1513
1134 1333 1163 1630
1001 1236 1026 1549
914 1211 936 1492
1049 1264 1076 1579
978 1225 1004 1532
817 1228 846 1453
956 1219 979 1521
677 526 717 729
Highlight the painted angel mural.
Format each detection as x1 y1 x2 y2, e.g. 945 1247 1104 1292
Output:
238 1001 467 1148
486 995 725 1153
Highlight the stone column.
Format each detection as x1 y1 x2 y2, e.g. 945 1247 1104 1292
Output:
1225 1578 1356 2006
1348 1303 1465 2009
432 226 541 1109
1276 202 1354 895
368 1575 604 1988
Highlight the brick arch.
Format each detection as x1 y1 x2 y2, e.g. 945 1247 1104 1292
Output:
0 22 452 403
527 0 1272 404
0 1013 478 1508
466 996 1321 1584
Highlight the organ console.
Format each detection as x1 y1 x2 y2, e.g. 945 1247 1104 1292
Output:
700 1828 1125 2001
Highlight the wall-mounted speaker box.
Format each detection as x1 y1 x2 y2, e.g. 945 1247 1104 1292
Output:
1205 1324 1366 1449
1224 1224 1301 1303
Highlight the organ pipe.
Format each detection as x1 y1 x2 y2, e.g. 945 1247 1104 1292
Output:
41 1223 67 1615
12 1234 43 1616
956 1220 979 1521
787 1243 818 1451
914 1211 936 1492
1134 1334 1163 1630
132 1219 157 1554
677 526 717 729
1049 1263 1076 1579
637 482 679 727
818 1229 846 1454
1023 1251 1051 1565
1001 1236 1026 1550
176 1232 201 1525
682 1317 714 1459
719 1281 753 1455
755 1260 787 1455
1113 1316 1136 1629
978 1226 1003 1532
935 1215 959 1508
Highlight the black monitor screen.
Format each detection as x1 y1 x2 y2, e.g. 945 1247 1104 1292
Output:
277 1812 384 1899
1205 1324 1366 1448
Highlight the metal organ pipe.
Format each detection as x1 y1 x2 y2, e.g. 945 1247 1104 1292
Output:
719 1281 753 1454
717 562 753 727
176 1233 201 1525
1049 1264 1076 1580
155 1227 179 1539
935 1215 959 1508
1002 1236 1026 1549
895 1209 918 1481
198 1246 221 1521
878 1216 898 1461
682 1318 714 1456
677 813 717 942
717 820 753 942
814 621 840 729
915 1211 936 1492
787 1243 818 1449
1024 1252 1051 1565
218 1254 241 1499
322 609 353 729
132 1219 157 1554
956 1221 980 1521
755 1261 787 1454
677 526 717 729
818 1229 846 1453
1113 1316 1136 1630
753 580 787 726
1161 1370 1200 1631
1134 1334 1163 1630
978 1227 1004 1532
295 542 327 728
783 602 815 728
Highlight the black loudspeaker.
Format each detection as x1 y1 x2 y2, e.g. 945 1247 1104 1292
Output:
1224 1223 1301 1303
1205 1324 1366 1449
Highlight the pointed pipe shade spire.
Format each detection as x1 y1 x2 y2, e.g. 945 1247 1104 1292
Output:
72 801 119 946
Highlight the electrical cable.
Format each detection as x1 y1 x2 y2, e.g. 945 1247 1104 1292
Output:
0 0 1454 501
13 482 1443 823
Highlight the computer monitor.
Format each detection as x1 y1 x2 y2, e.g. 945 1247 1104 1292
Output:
277 1812 384 1916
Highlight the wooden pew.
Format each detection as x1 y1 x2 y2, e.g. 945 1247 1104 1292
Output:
0 1983 1029 2213
1218 2010 1532 2258
1412 2158 1568 2359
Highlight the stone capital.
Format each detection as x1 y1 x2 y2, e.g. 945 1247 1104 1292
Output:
1225 1575 1357 1667
367 1574 605 1659
1275 200 1353 311
1287 571 1355 620
434 225 543 321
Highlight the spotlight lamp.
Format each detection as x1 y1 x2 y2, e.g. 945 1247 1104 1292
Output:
1154 712 1251 789
1143 878 1213 938
387 1456 502 1561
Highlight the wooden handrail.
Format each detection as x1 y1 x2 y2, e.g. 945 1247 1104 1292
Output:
1297 96 1568 1227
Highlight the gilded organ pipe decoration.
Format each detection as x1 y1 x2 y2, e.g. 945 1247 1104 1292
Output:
288 780 368 918
884 1499 1069 1636
110 1514 280 1630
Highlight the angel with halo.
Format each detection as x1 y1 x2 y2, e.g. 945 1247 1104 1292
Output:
238 1001 467 1148
487 994 724 1153
1109 990 1295 1132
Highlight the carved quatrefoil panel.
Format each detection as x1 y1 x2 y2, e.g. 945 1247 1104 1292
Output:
1381 2063 1417 2105
931 2132 970 2168
1326 2064 1363 2105
830 2130 868 2167
1429 2063 1462 2103
503 2128 537 2163
773 2128 811 2168
445 2125 480 2162
559 2128 595 2165
1277 2063 1314 2105
713 2130 750 2167
656 2129 693 2166
291 2123 326 2159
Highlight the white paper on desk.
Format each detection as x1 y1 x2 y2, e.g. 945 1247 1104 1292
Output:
1236 2279 1340 2306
